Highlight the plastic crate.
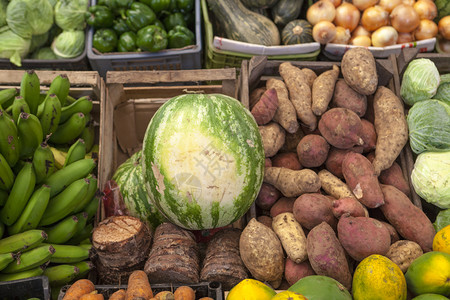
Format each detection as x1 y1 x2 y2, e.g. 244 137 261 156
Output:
57 281 224 299
201 0 320 70
86 0 202 78
0 276 51 300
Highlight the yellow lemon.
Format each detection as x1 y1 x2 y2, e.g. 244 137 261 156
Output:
433 225 450 254
272 291 308 300
226 278 276 300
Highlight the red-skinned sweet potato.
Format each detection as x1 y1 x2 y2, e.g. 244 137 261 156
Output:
270 197 296 217
360 119 376 153
251 88 279 125
325 148 352 179
293 193 337 230
332 197 368 218
272 152 302 170
296 134 330 168
265 158 272 168
331 79 367 117
255 183 282 210
379 221 400 244
284 258 316 286
257 215 273 229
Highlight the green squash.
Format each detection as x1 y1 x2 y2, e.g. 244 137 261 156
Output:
282 20 314 45
272 0 304 27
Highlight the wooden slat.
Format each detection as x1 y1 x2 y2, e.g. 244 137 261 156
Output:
0 70 101 87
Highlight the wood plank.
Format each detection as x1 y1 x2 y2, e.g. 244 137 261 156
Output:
0 70 101 87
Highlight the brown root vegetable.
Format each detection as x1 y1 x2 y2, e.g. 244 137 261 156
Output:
318 169 355 200
264 167 321 198
296 134 330 168
270 197 296 217
272 152 302 170
255 183 282 210
259 122 286 157
306 222 353 290
341 47 378 95
342 152 385 208
279 62 317 131
257 215 273 229
80 294 104 300
379 221 400 244
109 290 126 300
265 158 272 168
332 197 368 218
174 286 195 300
272 212 308 264
302 68 318 88
325 148 353 179
293 193 337 230
380 184 436 252
318 108 364 149
372 86 408 175
331 79 367 117
250 87 266 110
62 279 95 300
360 119 377 153
281 129 305 153
267 78 299 134
284 258 316 286
239 218 285 284
337 215 391 261
251 88 279 125
364 94 375 123
385 240 423 273
312 64 340 116
126 270 153 300
154 291 175 300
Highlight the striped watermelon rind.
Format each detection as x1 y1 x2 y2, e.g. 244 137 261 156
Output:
142 93 265 230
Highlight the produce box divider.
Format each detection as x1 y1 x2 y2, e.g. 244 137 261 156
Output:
0 275 51 300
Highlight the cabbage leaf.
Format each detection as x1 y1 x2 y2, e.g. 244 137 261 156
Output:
0 27 31 66
51 30 85 58
433 73 450 105
55 0 89 31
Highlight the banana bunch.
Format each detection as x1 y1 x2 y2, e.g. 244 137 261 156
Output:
0 71 99 287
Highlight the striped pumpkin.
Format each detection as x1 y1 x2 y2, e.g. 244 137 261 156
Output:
282 20 314 45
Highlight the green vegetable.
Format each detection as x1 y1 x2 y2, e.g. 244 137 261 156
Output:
401 58 441 106
411 151 450 209
125 2 157 32
433 73 450 105
168 25 194 48
407 99 450 154
6 0 54 39
141 0 171 15
163 12 186 31
154 19 166 31
136 24 167 52
434 209 450 232
93 28 117 53
85 5 114 29
55 0 89 31
31 47 58 60
0 0 7 27
118 31 137 52
0 28 31 66
115 0 133 8
176 0 194 13
51 30 85 58
113 18 130 35
29 32 49 53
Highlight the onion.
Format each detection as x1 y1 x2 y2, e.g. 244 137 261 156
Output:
390 4 421 33
414 19 438 40
329 0 342 7
397 32 415 43
352 0 378 11
438 16 450 40
350 35 372 46
334 2 360 32
330 26 351 44
352 25 371 38
378 0 402 13
413 0 437 20
306 0 336 26
402 0 415 6
361 6 390 31
371 26 399 46
312 21 337 44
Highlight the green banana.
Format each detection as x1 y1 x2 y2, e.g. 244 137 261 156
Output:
84 195 100 222
44 158 95 197
0 152 15 191
73 174 97 214
38 94 62 136
71 260 94 281
65 94 77 105
39 178 90 226
7 185 51 235
32 141 56 184
0 189 7 207
17 112 43 159
0 88 18 109
44 214 80 244
0 252 15 271
43 264 80 286
0 229 47 254
46 244 89 264
7 96 30 123
66 223 93 245
49 146 66 169
79 243 92 250
1 244 55 273
72 212 88 238
46 74 70 107
59 96 93 124
63 138 86 168
80 121 95 153
38 92 47 105
49 112 86 145
0 162 36 226
20 70 41 115
0 108 20 168
0 266 44 281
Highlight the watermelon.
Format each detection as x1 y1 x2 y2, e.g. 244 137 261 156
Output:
142 94 265 230
112 150 166 231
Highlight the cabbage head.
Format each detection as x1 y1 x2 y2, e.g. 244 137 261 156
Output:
55 0 89 31
29 32 49 54
407 99 450 154
434 209 450 232
400 58 440 106
411 151 450 209
31 47 58 60
6 0 54 39
51 30 85 58
0 0 7 27
433 73 450 105
0 27 31 66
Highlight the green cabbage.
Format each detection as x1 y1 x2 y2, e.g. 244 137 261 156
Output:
29 32 49 54
31 47 58 60
400 58 440 106
433 73 450 105
407 99 450 154
411 151 450 209
51 30 85 58
0 27 31 66
434 209 450 232
55 0 89 31
6 0 54 39
0 0 7 27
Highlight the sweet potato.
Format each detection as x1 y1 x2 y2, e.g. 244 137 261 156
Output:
265 158 272 168
259 122 286 157
279 62 317 131
293 193 337 230
379 221 400 244
325 148 352 179
306 222 353 290
372 86 408 175
284 258 316 286
270 197 296 217
80 294 103 300
385 240 423 273
360 119 376 153
296 134 330 168
331 79 367 117
62 279 95 300
126 270 153 300
332 197 368 218
109 290 126 300
257 215 273 229
312 64 340 116
266 78 299 134
318 169 355 200
342 152 385 208
341 47 378 95
154 291 175 300
255 183 282 210
380 184 436 252
302 68 318 88
318 108 364 149
364 94 375 123
272 152 302 170
280 128 305 153
251 88 279 125
250 87 266 109
337 215 391 261
174 286 195 300
272 212 308 264
264 167 321 198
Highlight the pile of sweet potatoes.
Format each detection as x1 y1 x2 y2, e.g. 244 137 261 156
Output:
241 48 436 291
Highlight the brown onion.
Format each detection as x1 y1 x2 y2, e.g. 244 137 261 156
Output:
307 0 336 26
397 32 415 43
334 2 361 32
371 26 399 46
352 25 371 38
413 0 437 20
402 0 415 6
361 6 390 31
350 35 372 46
438 16 450 40
330 26 351 44
390 4 421 33
312 20 337 44
379 0 402 12
414 19 438 40
352 0 379 11
329 0 342 7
